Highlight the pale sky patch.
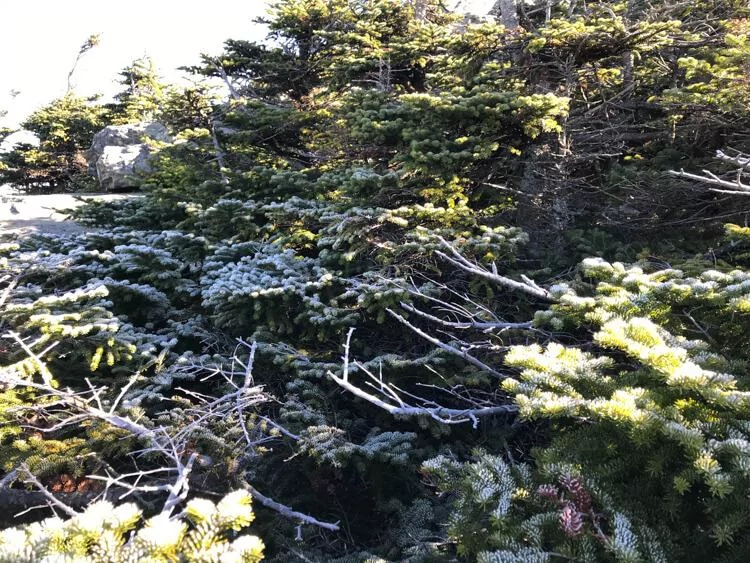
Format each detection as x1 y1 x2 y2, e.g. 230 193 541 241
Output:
450 0 497 15
1 0 270 128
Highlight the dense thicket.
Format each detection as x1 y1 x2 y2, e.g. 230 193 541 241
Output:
2 1 750 561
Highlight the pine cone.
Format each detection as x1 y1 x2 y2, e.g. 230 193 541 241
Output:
559 502 584 538
536 483 561 503
559 474 592 512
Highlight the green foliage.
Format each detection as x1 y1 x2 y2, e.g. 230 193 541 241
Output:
423 452 666 562
3 0 750 561
0 94 108 192
107 57 169 125
660 18 750 112
462 255 750 560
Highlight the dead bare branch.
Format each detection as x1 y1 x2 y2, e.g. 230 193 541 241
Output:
19 464 78 517
669 150 750 195
1 332 336 531
328 330 517 428
668 168 750 194
386 309 506 378
399 302 533 331
243 483 341 532
435 236 552 300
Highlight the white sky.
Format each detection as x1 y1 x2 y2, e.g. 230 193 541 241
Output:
0 0 270 128
0 0 495 130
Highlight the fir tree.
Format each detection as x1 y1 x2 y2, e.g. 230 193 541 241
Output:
2 1 750 560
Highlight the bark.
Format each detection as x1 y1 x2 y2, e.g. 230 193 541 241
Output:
621 0 637 99
493 0 519 29
622 51 634 98
515 143 573 243
414 0 427 22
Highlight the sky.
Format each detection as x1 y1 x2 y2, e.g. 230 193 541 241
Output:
0 0 495 130
0 0 270 128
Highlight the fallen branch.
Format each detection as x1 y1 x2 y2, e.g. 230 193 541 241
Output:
2 333 334 530
386 309 506 378
669 150 750 195
399 302 533 331
243 483 341 532
716 149 750 172
328 330 517 428
668 168 750 194
435 236 552 300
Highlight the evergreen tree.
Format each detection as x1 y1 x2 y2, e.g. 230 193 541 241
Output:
2 1 750 561
107 57 170 124
0 94 109 192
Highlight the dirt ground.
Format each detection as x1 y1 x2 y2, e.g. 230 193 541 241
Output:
0 187 138 237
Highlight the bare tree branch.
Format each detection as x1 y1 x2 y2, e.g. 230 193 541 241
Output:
243 483 341 532
669 150 750 195
399 302 533 331
716 149 750 172
19 464 78 517
435 236 552 300
668 168 750 194
1 332 336 530
386 309 506 378
67 34 101 93
328 330 517 428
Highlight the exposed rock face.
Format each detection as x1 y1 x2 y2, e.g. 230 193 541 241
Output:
86 123 170 191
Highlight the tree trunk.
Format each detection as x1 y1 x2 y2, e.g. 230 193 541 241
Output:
414 0 427 22
493 0 519 29
621 0 637 99
622 51 634 98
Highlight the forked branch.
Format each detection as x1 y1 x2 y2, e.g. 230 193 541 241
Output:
328 329 517 428
1 334 338 531
669 150 750 195
435 236 552 300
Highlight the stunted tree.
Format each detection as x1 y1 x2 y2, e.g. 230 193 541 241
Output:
66 33 101 93
107 56 170 124
0 94 109 192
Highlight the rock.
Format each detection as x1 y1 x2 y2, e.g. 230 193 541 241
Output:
95 145 152 192
86 123 171 190
87 123 170 157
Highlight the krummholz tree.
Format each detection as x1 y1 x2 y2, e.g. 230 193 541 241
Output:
2 1 750 561
0 94 109 192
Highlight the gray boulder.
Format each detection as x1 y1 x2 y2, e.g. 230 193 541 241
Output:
95 145 152 192
86 123 171 190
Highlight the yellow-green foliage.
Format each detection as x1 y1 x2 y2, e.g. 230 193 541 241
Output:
0 490 264 563
660 18 750 111
502 257 750 557
3 0 750 560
